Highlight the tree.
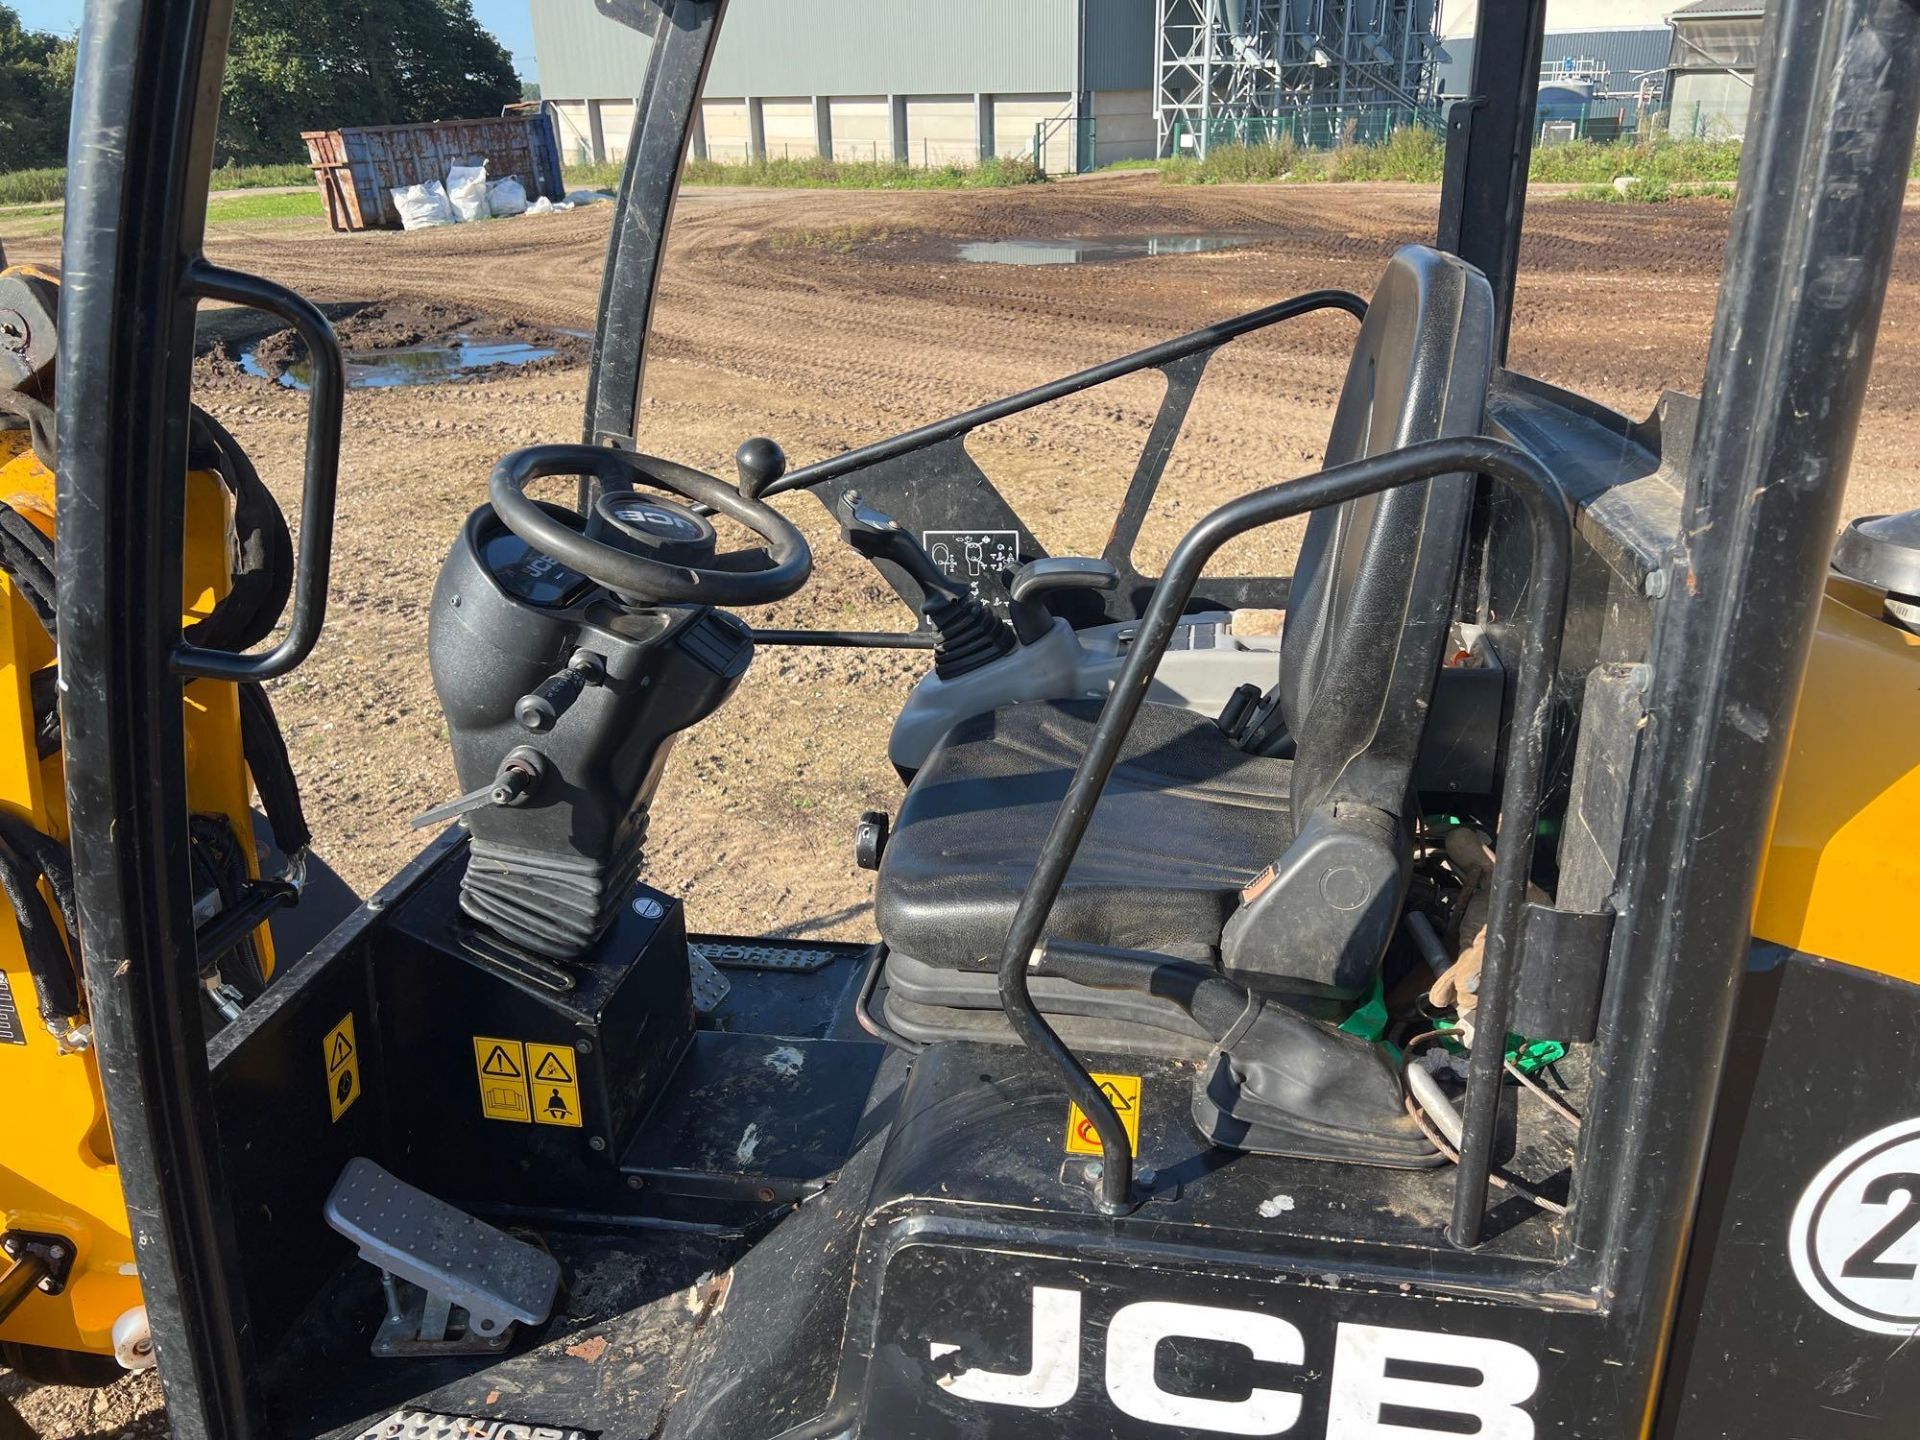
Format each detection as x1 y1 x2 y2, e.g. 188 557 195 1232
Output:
0 5 75 172
218 0 521 165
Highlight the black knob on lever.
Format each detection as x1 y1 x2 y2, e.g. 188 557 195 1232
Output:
735 437 787 500
515 651 606 733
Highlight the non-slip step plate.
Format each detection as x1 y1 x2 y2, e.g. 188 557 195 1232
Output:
621 1032 884 1201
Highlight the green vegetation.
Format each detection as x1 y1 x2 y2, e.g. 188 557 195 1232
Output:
678 154 1044 190
1 1 517 179
0 166 63 205
0 161 314 207
1563 180 1736 204
205 190 325 223
0 5 75 173
219 0 517 164
768 222 903 254
1141 132 1752 188
1527 137 1744 184
563 161 625 191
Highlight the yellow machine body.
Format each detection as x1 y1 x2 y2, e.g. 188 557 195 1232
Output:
1754 577 1920 984
0 426 271 1357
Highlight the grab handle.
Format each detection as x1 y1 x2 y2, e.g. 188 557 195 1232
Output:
173 262 341 681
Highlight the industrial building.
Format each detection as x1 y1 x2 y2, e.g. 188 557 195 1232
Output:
1437 0 1673 131
1664 0 1765 137
529 0 1160 174
531 0 1452 170
530 0 1770 170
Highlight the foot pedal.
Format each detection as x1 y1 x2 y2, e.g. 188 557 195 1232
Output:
324 1157 560 1357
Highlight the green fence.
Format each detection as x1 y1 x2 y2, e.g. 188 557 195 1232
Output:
1170 103 1445 156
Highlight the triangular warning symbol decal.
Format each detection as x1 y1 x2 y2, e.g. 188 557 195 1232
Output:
328 1032 353 1069
482 1044 522 1078
532 1051 574 1083
1098 1080 1134 1112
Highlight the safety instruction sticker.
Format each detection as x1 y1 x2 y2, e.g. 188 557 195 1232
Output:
323 1013 361 1122
474 1036 532 1124
527 1042 583 1128
1066 1072 1142 1157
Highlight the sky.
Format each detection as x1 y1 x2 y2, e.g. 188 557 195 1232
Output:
12 0 541 81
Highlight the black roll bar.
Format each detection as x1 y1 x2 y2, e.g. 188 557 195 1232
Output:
762 289 1367 501
990 435 1572 1221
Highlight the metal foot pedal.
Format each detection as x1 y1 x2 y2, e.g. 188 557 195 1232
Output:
324 1157 560 1358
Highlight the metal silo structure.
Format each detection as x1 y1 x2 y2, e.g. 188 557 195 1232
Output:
1155 0 1444 157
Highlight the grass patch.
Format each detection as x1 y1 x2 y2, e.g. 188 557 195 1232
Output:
1150 132 1752 187
1156 126 1446 185
0 168 66 206
1527 137 1743 184
1563 179 1736 204
679 154 1044 190
564 161 625 191
767 222 902 254
0 160 311 207
205 190 324 224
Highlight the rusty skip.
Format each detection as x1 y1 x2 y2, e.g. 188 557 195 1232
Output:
301 109 567 232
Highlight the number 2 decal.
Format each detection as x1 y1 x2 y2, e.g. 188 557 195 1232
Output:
1790 1119 1920 1335
1840 1172 1920 1282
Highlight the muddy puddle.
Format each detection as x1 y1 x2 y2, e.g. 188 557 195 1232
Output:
950 234 1258 265
241 335 558 390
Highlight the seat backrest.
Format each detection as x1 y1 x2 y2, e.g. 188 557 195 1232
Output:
1276 245 1496 820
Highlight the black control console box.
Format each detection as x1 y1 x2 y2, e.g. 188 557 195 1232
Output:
374 851 695 1212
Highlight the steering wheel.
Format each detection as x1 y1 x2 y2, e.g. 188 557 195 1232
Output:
489 444 811 606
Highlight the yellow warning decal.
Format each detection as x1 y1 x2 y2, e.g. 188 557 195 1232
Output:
1066 1072 1141 1157
527 1041 583 1128
474 1036 531 1124
323 1013 362 1122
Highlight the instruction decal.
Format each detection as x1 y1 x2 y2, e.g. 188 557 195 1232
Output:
527 1042 583 1128
474 1036 531 1124
323 1013 361 1122
1790 1115 1920 1335
1066 1072 1142 1157
922 530 1020 598
0 971 24 1046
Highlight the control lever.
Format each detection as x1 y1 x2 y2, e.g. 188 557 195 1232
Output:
411 747 548 830
1007 556 1120 644
834 491 1016 679
515 651 605 733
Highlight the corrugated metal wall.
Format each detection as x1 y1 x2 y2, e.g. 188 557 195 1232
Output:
533 0 1102 101
1436 27 1673 100
1083 0 1156 92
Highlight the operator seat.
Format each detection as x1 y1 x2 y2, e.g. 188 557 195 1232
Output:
873 245 1497 1055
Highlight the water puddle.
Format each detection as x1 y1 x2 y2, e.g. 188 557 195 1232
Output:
241 335 558 390
952 234 1257 266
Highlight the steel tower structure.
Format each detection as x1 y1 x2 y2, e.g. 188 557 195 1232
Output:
1155 0 1445 157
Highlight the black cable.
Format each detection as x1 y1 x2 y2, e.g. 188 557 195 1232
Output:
0 825 78 1026
239 682 310 857
0 503 57 632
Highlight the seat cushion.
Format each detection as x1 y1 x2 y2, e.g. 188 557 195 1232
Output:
875 699 1293 969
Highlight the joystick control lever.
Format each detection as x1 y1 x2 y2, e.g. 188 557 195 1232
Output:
834 491 1016 679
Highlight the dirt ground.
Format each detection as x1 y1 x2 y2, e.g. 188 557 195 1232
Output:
5 174 1920 1435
